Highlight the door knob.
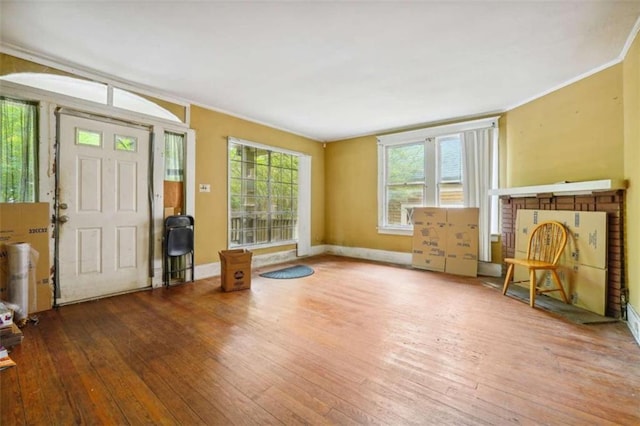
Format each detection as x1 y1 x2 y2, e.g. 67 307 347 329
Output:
59 203 68 210
58 215 69 223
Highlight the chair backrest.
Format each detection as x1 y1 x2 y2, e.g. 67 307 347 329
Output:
164 215 194 257
526 221 568 265
165 215 194 228
166 227 193 256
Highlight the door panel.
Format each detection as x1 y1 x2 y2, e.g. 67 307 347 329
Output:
58 113 150 303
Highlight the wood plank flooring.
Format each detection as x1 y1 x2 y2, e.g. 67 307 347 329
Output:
2 255 639 425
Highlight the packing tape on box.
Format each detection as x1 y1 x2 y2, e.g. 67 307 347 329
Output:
7 242 38 320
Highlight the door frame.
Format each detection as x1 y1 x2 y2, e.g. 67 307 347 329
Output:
0 81 194 305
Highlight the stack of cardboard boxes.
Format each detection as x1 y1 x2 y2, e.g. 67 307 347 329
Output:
0 203 52 313
412 207 479 277
514 209 607 315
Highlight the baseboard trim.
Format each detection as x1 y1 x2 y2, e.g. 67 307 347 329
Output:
627 303 640 347
195 244 502 280
478 262 502 277
325 245 412 265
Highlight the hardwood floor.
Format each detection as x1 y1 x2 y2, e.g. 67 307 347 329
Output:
2 255 639 425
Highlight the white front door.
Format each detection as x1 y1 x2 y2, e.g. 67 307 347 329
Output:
57 113 151 303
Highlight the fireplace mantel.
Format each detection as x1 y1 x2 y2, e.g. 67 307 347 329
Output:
489 179 627 198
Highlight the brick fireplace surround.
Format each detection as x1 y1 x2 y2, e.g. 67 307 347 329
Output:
499 187 626 318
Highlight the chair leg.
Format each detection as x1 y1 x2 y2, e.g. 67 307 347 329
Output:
551 269 569 303
529 269 536 308
163 255 168 287
190 252 195 283
502 264 514 295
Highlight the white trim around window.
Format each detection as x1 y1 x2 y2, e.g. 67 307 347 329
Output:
377 116 499 237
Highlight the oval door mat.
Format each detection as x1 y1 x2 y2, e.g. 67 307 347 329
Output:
259 265 314 279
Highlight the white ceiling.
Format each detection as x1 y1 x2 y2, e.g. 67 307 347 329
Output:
1 1 640 142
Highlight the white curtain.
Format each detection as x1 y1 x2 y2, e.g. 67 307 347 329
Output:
164 131 184 182
462 126 497 262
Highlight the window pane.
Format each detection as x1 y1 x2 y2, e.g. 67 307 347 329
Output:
0 98 38 202
76 128 101 147
255 180 268 197
386 184 425 226
271 167 282 183
438 135 462 182
387 143 424 184
256 149 269 165
230 194 242 212
438 182 464 207
229 143 242 161
256 164 269 182
230 159 242 178
115 134 137 152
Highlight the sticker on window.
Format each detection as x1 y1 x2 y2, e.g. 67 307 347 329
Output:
115 135 137 152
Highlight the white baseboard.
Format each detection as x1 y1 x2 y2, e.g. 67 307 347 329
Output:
195 262 220 280
325 245 502 277
627 303 640 347
478 262 502 277
325 245 412 265
195 244 502 280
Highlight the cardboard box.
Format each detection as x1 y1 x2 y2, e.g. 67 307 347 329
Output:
412 207 448 273
515 210 607 269
446 208 479 259
219 249 252 292
0 203 52 313
412 249 446 272
412 207 448 228
0 302 13 327
565 264 608 316
446 258 478 277
412 207 478 276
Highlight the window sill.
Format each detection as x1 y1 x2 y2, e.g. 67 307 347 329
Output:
229 239 297 251
377 227 413 236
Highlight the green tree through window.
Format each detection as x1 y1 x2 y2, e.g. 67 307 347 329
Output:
0 97 37 202
229 141 298 247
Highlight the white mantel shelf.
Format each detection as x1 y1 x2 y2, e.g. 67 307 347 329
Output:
489 179 627 198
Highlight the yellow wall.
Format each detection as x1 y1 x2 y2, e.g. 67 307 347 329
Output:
324 135 411 252
504 64 624 187
190 106 325 265
0 53 73 77
624 32 640 310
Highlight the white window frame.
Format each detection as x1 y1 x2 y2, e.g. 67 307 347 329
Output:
377 117 499 236
227 136 310 252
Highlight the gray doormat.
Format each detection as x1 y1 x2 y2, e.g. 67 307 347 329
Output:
483 279 619 325
260 265 314 279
